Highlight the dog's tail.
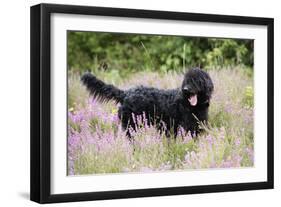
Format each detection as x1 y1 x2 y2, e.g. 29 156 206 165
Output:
81 72 125 103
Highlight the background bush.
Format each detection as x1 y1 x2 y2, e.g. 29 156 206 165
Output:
67 31 253 76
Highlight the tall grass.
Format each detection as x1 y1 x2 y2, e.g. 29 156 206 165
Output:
67 68 254 175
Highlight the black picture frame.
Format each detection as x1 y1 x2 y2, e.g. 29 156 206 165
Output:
30 3 274 204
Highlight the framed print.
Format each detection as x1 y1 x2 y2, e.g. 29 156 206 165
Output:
30 3 274 203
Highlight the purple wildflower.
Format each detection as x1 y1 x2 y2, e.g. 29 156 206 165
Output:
234 138 241 146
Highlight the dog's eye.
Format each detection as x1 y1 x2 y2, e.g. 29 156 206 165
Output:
183 86 189 91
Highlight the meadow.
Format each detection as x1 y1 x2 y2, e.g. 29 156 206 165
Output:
67 67 254 175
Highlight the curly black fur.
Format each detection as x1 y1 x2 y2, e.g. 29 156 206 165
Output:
81 68 214 138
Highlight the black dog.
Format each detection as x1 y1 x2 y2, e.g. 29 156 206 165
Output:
81 68 214 138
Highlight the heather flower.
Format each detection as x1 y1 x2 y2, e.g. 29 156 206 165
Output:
245 147 254 163
220 159 233 168
232 154 243 167
158 162 172 171
234 138 241 146
67 69 254 175
177 127 192 143
205 135 214 146
140 167 153 173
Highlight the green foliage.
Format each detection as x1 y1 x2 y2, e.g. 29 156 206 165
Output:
243 86 254 108
67 31 253 76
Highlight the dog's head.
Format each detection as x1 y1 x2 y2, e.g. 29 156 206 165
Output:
181 68 214 107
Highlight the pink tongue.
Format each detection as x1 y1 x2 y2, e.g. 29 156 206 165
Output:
188 95 197 106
